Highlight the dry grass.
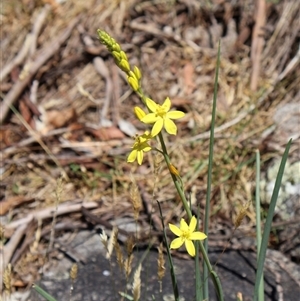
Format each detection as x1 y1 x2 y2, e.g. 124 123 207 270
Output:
1 0 299 294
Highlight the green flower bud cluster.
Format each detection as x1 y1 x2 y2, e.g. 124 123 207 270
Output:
97 29 142 92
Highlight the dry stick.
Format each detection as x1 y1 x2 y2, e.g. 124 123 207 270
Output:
30 5 51 56
93 56 113 126
29 80 39 104
184 46 300 144
111 63 121 126
79 27 114 125
262 2 297 60
183 106 254 143
0 16 80 124
8 104 69 180
0 202 96 290
277 46 300 82
0 35 32 82
5 201 98 231
0 5 50 82
11 221 88 265
2 127 69 155
0 223 29 292
130 20 187 48
250 0 266 91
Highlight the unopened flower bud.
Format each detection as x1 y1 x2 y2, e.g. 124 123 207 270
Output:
134 106 146 121
128 76 139 91
133 66 142 81
119 59 131 73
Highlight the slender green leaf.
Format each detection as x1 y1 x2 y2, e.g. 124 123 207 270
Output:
253 139 292 300
255 150 264 301
203 40 222 300
32 284 58 301
157 201 179 301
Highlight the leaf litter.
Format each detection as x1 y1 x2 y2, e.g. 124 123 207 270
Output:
1 0 299 293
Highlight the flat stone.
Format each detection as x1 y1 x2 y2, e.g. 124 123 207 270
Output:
29 231 300 301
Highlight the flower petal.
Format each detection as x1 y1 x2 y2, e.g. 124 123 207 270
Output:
162 97 171 112
189 232 207 241
185 240 196 257
170 237 184 249
127 149 137 163
164 118 177 135
142 144 152 152
137 150 144 165
189 216 197 232
142 113 158 124
145 98 158 113
169 223 182 236
167 111 185 119
179 218 189 232
151 119 164 137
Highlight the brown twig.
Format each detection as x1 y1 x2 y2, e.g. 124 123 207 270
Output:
0 222 30 291
0 16 80 124
7 104 70 180
250 0 266 91
2 127 69 155
0 5 50 82
5 201 98 231
93 57 113 126
11 221 88 265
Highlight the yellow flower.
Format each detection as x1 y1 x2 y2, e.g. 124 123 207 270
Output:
127 131 152 165
141 97 185 137
169 216 207 257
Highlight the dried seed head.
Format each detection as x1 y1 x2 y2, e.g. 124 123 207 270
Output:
124 253 134 280
237 292 243 301
157 243 165 282
100 231 109 257
106 227 117 260
55 176 64 204
126 235 135 257
3 263 12 294
113 230 124 270
129 175 142 221
70 263 78 281
132 264 142 301
234 200 252 229
154 153 163 177
0 223 5 241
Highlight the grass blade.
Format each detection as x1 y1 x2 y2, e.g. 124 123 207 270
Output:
32 284 58 301
255 150 264 301
157 201 179 301
253 139 292 300
203 40 221 299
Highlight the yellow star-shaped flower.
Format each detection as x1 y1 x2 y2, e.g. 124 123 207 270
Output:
141 97 185 137
127 131 152 165
169 216 207 257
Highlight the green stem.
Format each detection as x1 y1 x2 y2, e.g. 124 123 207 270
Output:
157 132 224 300
135 73 223 300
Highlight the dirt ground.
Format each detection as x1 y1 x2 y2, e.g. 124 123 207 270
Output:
1 0 299 298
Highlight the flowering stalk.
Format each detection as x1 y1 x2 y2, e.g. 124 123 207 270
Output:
97 29 222 300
